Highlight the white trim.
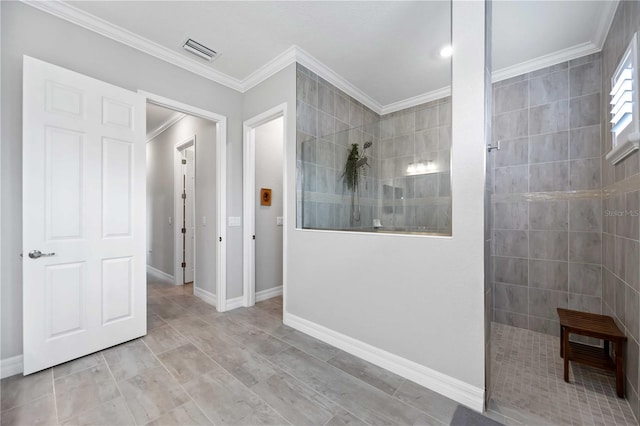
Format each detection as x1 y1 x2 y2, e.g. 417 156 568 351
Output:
0 355 23 379
594 0 619 49
255 285 283 302
23 0 244 91
140 90 228 313
243 104 288 308
283 312 484 412
380 86 451 115
492 42 600 83
242 46 299 93
194 287 216 308
293 46 383 114
146 112 186 142
225 296 244 311
146 265 175 283
173 136 196 287
606 132 640 165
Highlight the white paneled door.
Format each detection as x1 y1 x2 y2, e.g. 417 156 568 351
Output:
22 56 146 375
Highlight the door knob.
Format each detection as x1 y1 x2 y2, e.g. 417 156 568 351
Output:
28 250 56 259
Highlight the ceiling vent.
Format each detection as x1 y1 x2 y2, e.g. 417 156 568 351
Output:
183 39 217 61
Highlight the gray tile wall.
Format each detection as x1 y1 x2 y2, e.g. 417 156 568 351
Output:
296 64 452 234
378 101 452 234
490 53 604 339
296 63 380 229
600 1 640 420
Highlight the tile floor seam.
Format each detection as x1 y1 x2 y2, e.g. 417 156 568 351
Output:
250 360 373 426
145 307 298 426
181 305 394 425
100 351 138 426
271 346 445 426
137 337 219 426
50 368 61 426
260 325 420 404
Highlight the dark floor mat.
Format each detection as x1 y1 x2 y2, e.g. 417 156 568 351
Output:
450 405 503 426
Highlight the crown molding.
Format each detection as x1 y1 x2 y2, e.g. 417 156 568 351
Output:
594 0 619 49
146 112 186 142
492 41 600 83
241 45 384 114
24 0 612 114
380 86 451 115
241 45 299 92
22 0 244 91
293 46 384 114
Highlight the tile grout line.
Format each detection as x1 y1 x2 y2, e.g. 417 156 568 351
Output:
50 368 60 426
137 337 219 426
100 352 138 426
219 310 378 425
165 297 398 425
158 291 455 425
257 320 446 424
153 308 295 426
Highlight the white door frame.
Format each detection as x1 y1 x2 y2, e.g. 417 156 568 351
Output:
140 90 228 312
173 136 196 287
242 103 288 308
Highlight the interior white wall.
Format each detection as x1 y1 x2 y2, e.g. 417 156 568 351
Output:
254 118 284 293
0 1 244 360
242 63 297 307
146 115 217 294
284 0 487 404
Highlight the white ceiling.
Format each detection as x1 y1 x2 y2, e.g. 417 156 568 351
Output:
65 1 616 108
146 103 184 140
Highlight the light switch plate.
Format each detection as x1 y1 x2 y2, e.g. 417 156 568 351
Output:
276 216 284 226
228 216 241 227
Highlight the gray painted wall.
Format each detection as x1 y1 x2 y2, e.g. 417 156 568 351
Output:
146 115 217 294
0 1 244 359
146 126 175 276
255 118 284 293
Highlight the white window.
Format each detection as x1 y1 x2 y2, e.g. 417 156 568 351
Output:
607 32 640 164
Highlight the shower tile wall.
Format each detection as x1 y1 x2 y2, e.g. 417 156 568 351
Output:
491 53 603 337
378 100 452 233
296 63 452 233
296 63 380 229
600 0 640 419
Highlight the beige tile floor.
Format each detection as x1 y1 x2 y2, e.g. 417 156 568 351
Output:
2 276 493 426
489 322 639 426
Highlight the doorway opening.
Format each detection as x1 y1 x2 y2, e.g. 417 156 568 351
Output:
143 92 228 311
243 104 288 309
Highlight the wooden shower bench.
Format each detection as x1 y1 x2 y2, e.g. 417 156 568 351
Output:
557 308 626 398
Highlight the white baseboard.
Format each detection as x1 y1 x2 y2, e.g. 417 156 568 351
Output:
225 296 244 311
255 285 283 302
1 355 23 379
193 287 216 307
146 265 175 283
283 312 484 412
